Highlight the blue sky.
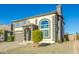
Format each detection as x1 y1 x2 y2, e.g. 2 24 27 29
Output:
0 4 79 34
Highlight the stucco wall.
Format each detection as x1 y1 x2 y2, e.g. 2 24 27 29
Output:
13 14 56 43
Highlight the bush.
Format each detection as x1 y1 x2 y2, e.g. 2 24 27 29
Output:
64 35 69 41
32 30 43 43
0 30 3 36
7 35 15 42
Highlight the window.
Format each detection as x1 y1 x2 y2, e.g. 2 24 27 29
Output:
27 21 30 24
41 20 48 28
15 23 20 28
21 21 26 26
15 22 22 27
45 30 48 36
39 18 50 39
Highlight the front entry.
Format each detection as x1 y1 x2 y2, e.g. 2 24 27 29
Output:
24 28 32 41
26 28 31 41
23 24 38 42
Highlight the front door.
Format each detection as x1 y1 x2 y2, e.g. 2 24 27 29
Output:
26 28 31 41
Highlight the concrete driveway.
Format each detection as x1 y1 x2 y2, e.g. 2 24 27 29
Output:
0 41 27 53
73 40 79 54
0 41 74 54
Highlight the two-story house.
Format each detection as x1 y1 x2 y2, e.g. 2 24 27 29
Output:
12 5 64 44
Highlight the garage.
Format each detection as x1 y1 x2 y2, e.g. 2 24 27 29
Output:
14 31 24 42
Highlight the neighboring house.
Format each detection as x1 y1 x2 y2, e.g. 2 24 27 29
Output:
66 34 79 41
0 24 12 41
68 34 76 40
12 5 64 43
0 24 11 31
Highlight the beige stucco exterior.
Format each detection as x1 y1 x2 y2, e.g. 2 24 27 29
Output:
13 5 64 44
14 14 56 43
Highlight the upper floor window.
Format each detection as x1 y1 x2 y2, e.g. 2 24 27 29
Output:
41 20 48 28
21 21 26 25
15 23 20 28
40 18 49 29
14 20 28 28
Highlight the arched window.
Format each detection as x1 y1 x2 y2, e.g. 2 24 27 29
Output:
41 20 48 28
39 18 50 39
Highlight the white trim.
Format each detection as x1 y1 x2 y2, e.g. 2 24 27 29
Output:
14 27 23 31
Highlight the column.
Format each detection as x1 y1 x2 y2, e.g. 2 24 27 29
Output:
24 28 26 41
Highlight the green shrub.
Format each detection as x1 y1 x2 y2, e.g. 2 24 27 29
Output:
0 30 3 36
64 35 69 42
7 35 15 42
32 30 43 43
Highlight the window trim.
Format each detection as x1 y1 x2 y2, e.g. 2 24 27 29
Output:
39 18 50 39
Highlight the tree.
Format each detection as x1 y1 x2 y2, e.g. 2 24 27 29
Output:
64 33 69 41
32 30 43 47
